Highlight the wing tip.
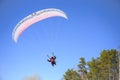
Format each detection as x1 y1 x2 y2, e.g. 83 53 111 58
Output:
12 37 18 43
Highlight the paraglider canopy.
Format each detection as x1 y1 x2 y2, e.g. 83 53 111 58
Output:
12 8 68 43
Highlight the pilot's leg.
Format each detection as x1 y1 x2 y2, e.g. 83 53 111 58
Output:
54 62 56 65
51 62 54 66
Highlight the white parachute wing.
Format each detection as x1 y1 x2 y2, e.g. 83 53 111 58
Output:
12 8 68 43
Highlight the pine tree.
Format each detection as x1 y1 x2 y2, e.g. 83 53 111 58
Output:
63 69 80 80
78 58 88 80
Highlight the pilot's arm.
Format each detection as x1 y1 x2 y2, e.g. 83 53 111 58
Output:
54 56 56 59
47 59 50 62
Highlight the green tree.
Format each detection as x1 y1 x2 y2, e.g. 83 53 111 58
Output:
63 69 80 80
99 49 119 80
62 49 119 80
78 57 88 80
87 57 101 80
87 49 119 80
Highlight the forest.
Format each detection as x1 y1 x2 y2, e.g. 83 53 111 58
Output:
63 49 119 80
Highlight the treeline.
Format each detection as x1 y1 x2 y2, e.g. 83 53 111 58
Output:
63 49 119 80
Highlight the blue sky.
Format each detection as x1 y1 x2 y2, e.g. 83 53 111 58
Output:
0 0 120 80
